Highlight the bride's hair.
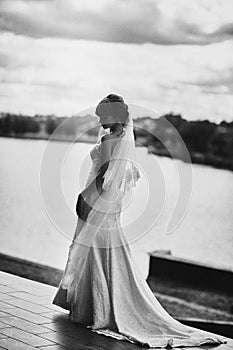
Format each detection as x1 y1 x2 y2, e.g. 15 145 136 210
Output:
95 94 129 130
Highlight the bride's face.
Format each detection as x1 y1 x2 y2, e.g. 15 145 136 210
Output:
99 114 115 129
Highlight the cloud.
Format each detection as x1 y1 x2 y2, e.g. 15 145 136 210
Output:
0 32 233 123
0 0 233 45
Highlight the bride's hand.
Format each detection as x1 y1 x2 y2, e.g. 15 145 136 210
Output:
76 193 92 222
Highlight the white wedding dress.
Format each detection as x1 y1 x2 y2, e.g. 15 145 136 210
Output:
52 142 228 348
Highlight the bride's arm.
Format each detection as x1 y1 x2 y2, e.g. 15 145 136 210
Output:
95 134 114 192
76 135 114 220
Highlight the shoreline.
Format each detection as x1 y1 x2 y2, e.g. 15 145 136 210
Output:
0 133 97 144
1 134 233 172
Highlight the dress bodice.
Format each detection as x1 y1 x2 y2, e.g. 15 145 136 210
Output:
90 143 101 163
85 143 101 187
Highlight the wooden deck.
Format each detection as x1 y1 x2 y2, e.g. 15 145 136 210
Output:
0 271 232 350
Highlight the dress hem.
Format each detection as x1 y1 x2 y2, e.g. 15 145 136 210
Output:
52 291 228 349
88 327 227 348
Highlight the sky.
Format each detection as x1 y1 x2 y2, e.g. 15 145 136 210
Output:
0 0 233 123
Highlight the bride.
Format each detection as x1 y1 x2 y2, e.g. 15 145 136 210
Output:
52 94 228 348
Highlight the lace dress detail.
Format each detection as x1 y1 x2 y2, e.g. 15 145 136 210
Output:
85 143 101 187
52 142 228 348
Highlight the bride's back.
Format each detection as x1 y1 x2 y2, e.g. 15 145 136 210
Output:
100 132 121 158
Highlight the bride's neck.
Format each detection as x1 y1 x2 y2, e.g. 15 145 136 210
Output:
110 124 124 137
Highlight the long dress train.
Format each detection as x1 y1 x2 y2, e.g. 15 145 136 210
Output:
52 144 228 348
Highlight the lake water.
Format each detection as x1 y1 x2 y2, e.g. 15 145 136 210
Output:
0 137 232 279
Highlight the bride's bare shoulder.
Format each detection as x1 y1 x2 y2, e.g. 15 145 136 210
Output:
100 133 118 153
101 133 118 143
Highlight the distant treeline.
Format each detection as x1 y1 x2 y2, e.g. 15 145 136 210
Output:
0 112 233 171
0 113 77 136
134 113 233 171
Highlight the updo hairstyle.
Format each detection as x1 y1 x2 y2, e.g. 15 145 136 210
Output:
95 94 129 130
